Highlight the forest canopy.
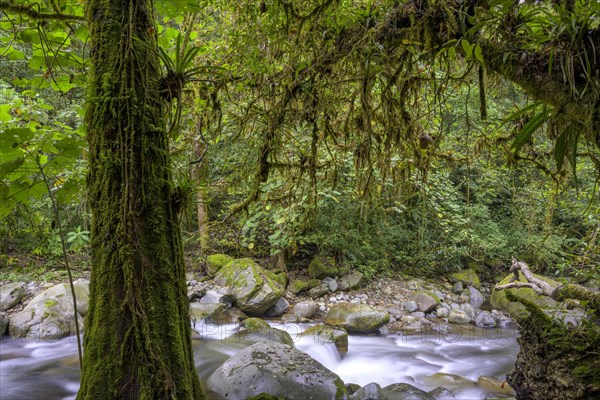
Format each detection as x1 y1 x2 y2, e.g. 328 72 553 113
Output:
1 0 599 280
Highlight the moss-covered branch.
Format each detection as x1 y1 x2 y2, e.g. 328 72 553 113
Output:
0 1 85 21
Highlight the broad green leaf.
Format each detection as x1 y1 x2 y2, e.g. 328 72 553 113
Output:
474 45 484 63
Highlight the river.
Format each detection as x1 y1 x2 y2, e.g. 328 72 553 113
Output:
0 322 519 399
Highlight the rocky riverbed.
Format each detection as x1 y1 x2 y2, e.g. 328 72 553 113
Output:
2 255 592 399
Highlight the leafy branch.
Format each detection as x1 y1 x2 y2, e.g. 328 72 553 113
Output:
0 1 84 21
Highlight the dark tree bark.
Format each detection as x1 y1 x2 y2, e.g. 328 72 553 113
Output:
77 0 203 398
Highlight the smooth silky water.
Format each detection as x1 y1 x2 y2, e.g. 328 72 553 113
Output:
0 323 519 399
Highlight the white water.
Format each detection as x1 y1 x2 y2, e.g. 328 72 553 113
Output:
0 323 519 399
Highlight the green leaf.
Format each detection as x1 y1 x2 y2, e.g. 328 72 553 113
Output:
511 106 548 152
461 39 473 60
474 45 484 63
554 129 568 171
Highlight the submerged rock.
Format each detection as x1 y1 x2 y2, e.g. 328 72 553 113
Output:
428 387 456 399
326 302 390 333
214 258 283 315
301 323 349 356
205 342 348 400
0 282 26 311
382 383 436 399
350 382 382 399
477 375 515 397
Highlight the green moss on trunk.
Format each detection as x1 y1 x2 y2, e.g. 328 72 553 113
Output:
77 0 203 398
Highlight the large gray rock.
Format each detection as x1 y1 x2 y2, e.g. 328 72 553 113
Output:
0 282 26 311
339 271 364 291
326 302 390 333
214 258 283 315
264 297 290 318
469 287 485 309
8 280 88 339
294 300 318 319
382 383 436 399
474 311 496 328
1 312 7 336
411 292 440 313
205 342 348 400
308 283 330 299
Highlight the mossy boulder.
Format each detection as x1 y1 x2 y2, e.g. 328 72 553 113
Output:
190 302 247 325
8 280 88 339
490 272 561 320
206 253 234 276
206 342 347 400
289 279 309 294
410 292 440 313
214 258 283 315
449 269 481 289
308 256 338 279
301 323 348 356
228 317 295 346
325 302 390 333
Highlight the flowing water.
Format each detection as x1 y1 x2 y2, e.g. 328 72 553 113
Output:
0 323 519 399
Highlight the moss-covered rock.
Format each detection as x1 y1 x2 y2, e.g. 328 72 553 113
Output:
206 342 348 399
214 258 283 315
301 323 348 356
490 272 561 319
228 317 295 346
8 280 88 339
325 302 390 333
273 272 288 288
289 279 309 294
206 253 234 276
308 256 338 279
449 269 481 288
0 282 26 311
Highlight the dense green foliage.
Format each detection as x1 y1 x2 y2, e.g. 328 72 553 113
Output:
1 0 599 283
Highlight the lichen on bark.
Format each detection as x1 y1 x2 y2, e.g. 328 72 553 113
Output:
77 0 203 398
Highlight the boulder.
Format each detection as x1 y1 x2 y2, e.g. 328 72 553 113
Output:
403 301 418 313
387 316 423 334
382 383 436 399
490 272 561 320
293 300 318 319
289 279 309 294
449 269 480 289
8 280 88 339
474 311 496 328
410 292 440 313
190 302 247 325
301 323 349 355
264 297 290 318
199 287 235 306
436 306 449 319
0 282 26 311
350 382 382 399
1 312 7 336
214 258 283 315
308 256 339 279
338 271 364 291
469 287 485 309
324 277 339 292
228 318 295 347
448 309 471 324
452 282 463 294
326 302 390 333
205 342 348 400
308 283 330 299
206 253 233 276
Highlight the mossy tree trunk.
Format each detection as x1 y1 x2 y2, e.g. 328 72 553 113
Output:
77 0 203 398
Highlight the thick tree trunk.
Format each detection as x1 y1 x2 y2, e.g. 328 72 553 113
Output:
78 0 203 398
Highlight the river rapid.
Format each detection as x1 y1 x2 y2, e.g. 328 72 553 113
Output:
0 322 519 399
